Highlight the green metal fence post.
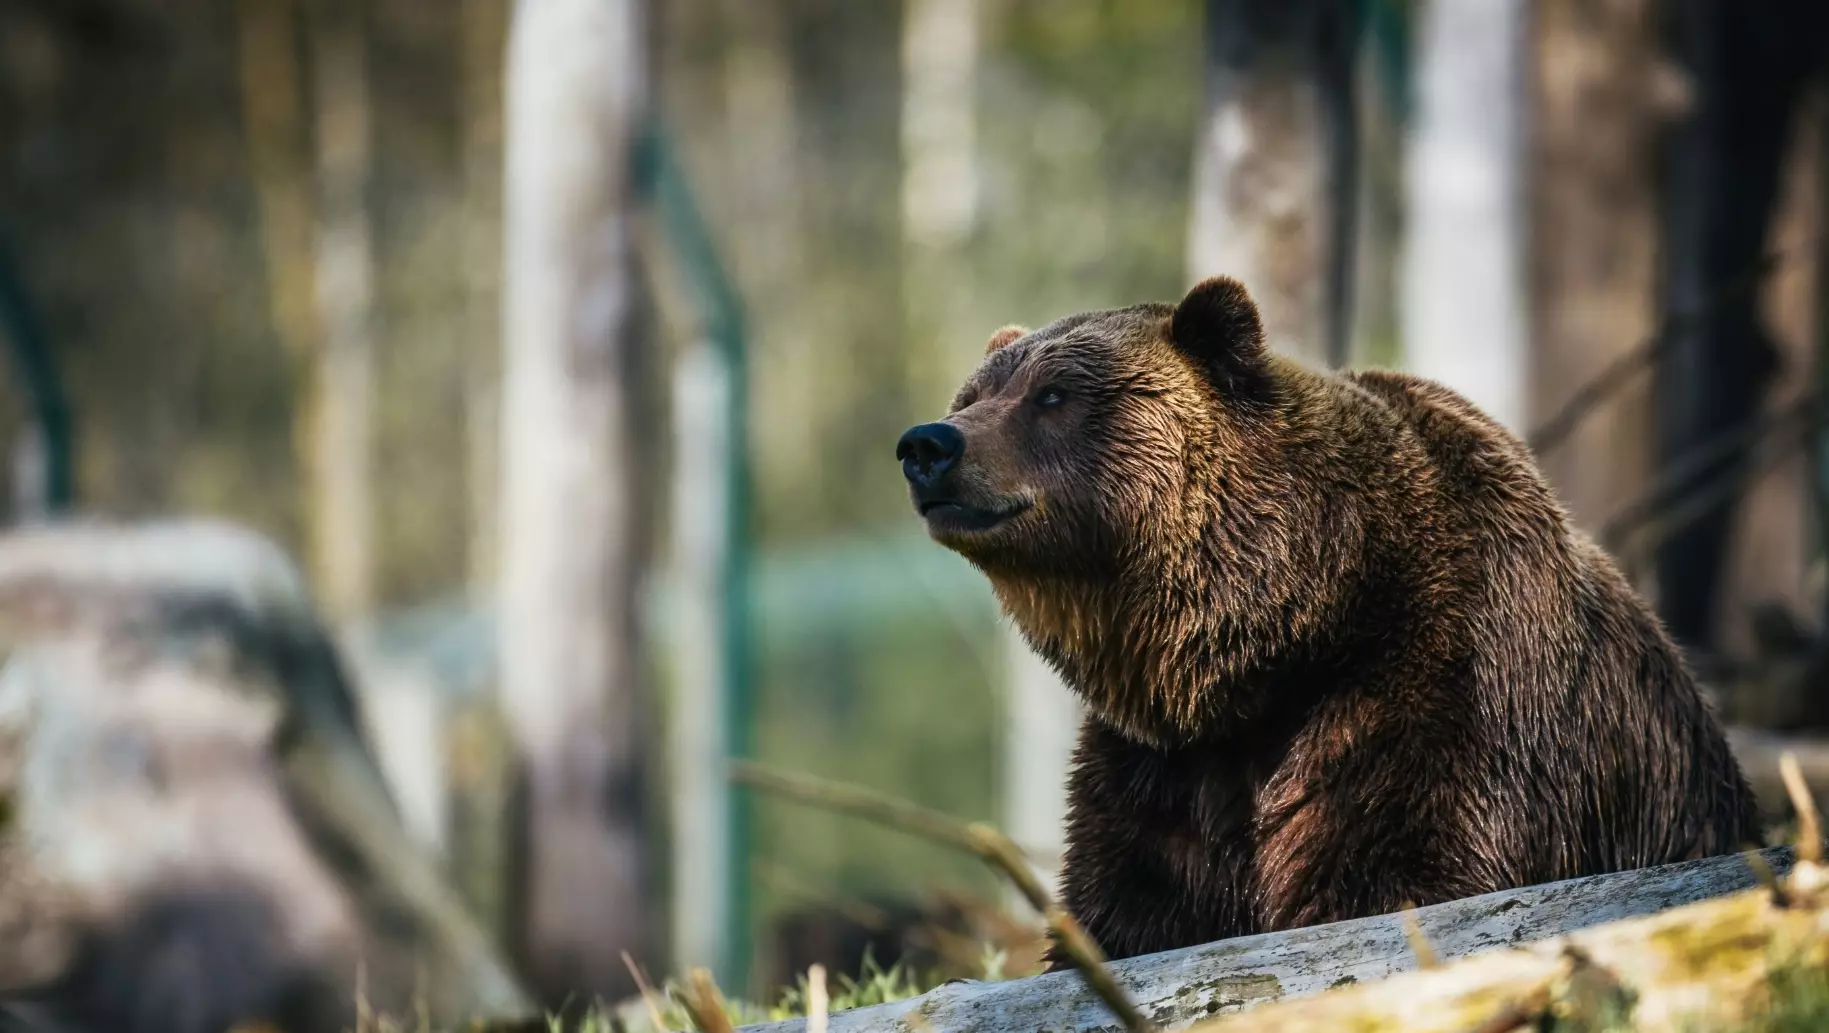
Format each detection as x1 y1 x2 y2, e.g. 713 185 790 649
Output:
640 119 755 992
0 230 74 515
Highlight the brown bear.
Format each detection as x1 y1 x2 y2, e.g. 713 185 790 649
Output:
896 277 1761 963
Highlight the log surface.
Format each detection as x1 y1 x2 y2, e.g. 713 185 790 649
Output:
738 847 1793 1033
1191 859 1829 1032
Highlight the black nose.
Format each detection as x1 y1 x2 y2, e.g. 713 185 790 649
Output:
897 422 965 487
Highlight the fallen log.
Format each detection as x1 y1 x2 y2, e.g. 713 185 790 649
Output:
1189 858 1829 1032
737 846 1794 1033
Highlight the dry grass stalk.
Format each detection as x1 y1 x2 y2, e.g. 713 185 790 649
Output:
806 964 829 1033
1780 750 1823 863
675 968 737 1033
1401 904 1439 969
1742 848 1790 907
731 762 1158 1033
622 951 671 1032
355 957 374 1033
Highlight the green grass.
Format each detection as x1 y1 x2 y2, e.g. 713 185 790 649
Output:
345 953 942 1033
767 950 939 1020
598 950 962 1033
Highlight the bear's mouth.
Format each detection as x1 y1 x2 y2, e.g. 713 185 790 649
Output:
919 497 1030 534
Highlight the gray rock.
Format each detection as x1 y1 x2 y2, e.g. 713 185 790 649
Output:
0 520 533 1033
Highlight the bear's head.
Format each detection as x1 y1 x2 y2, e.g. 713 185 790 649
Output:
898 277 1362 745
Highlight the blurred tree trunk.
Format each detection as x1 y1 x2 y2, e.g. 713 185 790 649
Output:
498 0 656 1005
1818 92 1829 630
1652 0 1825 656
901 0 980 395
1002 636 1077 900
235 0 320 549
239 0 378 610
779 0 908 530
307 0 377 618
1344 0 1406 370
1190 0 1359 366
462 0 508 601
453 0 511 949
1528 0 1676 529
1401 0 1528 432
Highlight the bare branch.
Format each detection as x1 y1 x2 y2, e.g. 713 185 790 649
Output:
731 762 1157 1032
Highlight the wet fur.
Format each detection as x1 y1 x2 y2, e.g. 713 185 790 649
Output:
916 279 1761 964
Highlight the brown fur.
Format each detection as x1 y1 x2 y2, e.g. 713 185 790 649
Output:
901 277 1761 963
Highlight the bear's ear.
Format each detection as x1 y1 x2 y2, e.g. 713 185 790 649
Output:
1170 277 1269 393
985 325 1029 354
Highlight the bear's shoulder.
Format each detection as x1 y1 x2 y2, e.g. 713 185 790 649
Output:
1341 368 1520 449
1336 367 1560 521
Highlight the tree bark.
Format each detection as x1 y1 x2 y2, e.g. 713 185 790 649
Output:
1527 0 1673 532
450 0 512 946
1189 0 1359 367
462 0 509 602
234 0 320 549
1651 0 1829 654
498 0 657 1005
306 0 378 618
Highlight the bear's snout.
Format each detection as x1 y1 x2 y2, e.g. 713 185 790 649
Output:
896 422 964 490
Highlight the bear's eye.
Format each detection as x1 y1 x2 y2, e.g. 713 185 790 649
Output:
1035 385 1066 409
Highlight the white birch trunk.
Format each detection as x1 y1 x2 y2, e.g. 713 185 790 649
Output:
499 0 654 1000
901 0 980 251
1002 630 1078 901
1188 75 1334 366
1401 0 1530 432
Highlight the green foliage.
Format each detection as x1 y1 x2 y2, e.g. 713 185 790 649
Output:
977 0 1201 322
764 950 934 1022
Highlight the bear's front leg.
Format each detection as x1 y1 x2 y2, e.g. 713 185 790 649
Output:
1050 719 1262 963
